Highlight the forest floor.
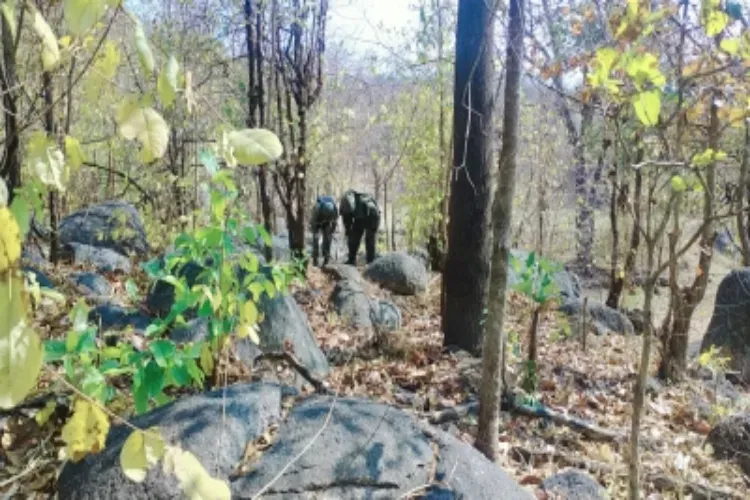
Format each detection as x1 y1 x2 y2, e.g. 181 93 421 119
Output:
1 255 748 499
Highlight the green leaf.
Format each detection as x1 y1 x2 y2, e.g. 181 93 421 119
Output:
133 21 155 75
31 7 60 71
157 55 179 108
626 53 665 89
226 129 283 166
670 175 687 192
44 340 68 362
170 363 191 386
64 0 107 37
125 279 139 301
149 340 176 368
632 90 661 127
199 149 219 178
9 196 31 239
0 1 17 42
26 131 66 192
143 360 165 398
64 136 86 172
133 378 150 414
704 10 729 37
184 359 204 386
116 97 169 163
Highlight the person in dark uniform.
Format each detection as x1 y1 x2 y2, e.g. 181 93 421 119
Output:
309 195 338 266
339 189 380 265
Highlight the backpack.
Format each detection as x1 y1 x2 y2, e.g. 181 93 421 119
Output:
314 196 337 224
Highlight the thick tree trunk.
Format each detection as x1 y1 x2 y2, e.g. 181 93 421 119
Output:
738 124 750 266
1 13 20 203
573 106 594 275
475 0 523 461
442 0 495 354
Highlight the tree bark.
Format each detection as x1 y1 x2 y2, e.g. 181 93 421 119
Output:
476 0 523 461
738 124 750 266
42 71 61 264
0 11 21 203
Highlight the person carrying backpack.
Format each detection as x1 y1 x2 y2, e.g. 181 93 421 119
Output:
310 195 338 266
339 189 380 265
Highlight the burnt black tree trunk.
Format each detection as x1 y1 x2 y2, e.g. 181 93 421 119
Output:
442 0 494 353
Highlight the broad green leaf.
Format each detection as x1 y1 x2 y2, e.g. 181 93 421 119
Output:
149 340 176 367
31 8 60 71
157 55 179 108
226 129 283 166
64 136 86 171
11 194 40 241
0 207 22 272
64 0 107 36
632 90 661 127
595 47 618 72
626 53 665 89
116 98 169 163
0 275 43 409
44 339 67 362
133 21 155 76
670 175 687 192
84 40 120 100
0 1 16 42
120 427 165 482
60 399 110 461
26 131 66 192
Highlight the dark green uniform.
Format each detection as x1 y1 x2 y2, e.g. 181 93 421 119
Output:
339 189 380 265
310 195 338 266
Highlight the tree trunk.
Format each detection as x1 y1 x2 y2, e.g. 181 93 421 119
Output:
658 97 719 382
738 123 750 266
475 0 522 461
442 0 495 354
573 105 594 275
42 71 61 264
1 12 20 203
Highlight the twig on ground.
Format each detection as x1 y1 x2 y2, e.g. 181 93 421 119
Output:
254 351 332 394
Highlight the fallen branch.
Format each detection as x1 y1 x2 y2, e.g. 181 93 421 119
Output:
254 351 332 395
510 446 743 500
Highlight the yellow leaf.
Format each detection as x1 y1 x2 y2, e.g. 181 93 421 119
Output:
162 446 231 500
84 40 120 100
31 8 60 71
157 55 179 108
0 274 43 409
133 21 155 76
720 38 740 55
64 0 107 37
120 427 165 483
226 129 283 166
704 10 728 37
240 300 258 326
0 208 21 272
61 399 110 462
237 323 260 344
199 343 213 375
116 97 169 163
64 136 86 172
632 90 661 127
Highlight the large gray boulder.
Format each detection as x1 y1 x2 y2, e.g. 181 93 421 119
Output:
71 272 112 297
330 279 375 329
60 201 149 257
372 300 402 333
541 469 607 499
700 269 750 383
88 304 151 334
558 299 635 336
706 413 750 476
257 293 330 376
322 263 362 283
57 385 532 499
57 383 289 500
66 243 132 273
364 251 429 295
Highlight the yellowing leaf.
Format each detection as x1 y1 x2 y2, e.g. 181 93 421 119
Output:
670 175 687 192
60 399 110 461
704 10 729 37
720 38 740 55
35 400 57 427
632 90 661 127
0 207 22 272
116 98 169 163
240 300 258 326
199 343 213 375
64 136 86 171
237 323 260 344
0 274 43 408
626 53 665 88
32 8 60 71
595 47 619 72
1 0 17 41
226 128 283 166
133 21 155 76
162 446 231 500
120 427 165 482
64 0 107 37
26 131 66 191
157 55 179 108
84 40 120 100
